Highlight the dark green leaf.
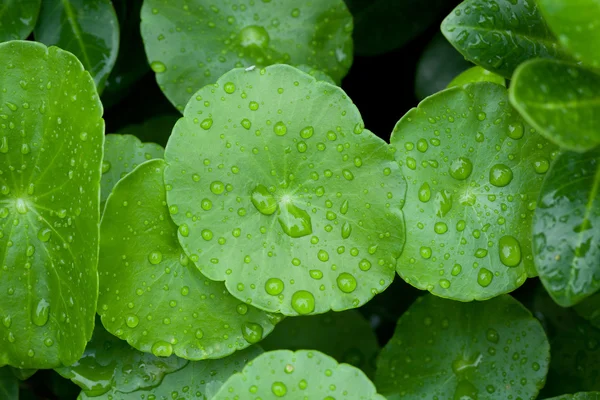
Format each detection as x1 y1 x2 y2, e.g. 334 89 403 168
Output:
213 349 384 399
376 294 550 399
538 0 600 69
510 59 600 152
100 134 163 207
0 0 41 42
441 0 571 78
9 367 35 381
34 0 120 90
100 159 279 359
164 64 406 315
141 0 353 110
118 115 179 147
575 293 600 329
544 393 600 400
447 66 505 88
391 82 558 300
261 310 379 377
0 367 18 399
533 149 600 307
345 0 451 56
0 41 103 368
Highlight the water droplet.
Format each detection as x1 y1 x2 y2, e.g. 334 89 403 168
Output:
420 246 432 259
195 329 204 339
102 160 111 174
16 198 27 214
300 126 314 139
273 121 287 136
277 202 312 238
126 315 139 328
439 279 451 289
317 250 329 262
265 278 284 295
477 112 487 121
272 381 288 397
454 380 478 400
418 182 431 202
251 184 277 215
242 322 263 344
148 251 163 265
32 299 50 327
533 158 549 174
151 341 173 357
489 164 513 187
336 273 357 293
291 290 315 315
508 122 524 139
210 181 225 194
449 157 473 180
341 222 352 239
486 328 499 343
200 118 213 130
236 304 248 315
498 235 521 267
239 25 270 48
477 268 493 287
150 61 166 73
434 222 448 234
249 101 259 111
224 82 236 94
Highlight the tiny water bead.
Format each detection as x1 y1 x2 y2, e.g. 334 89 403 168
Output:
291 290 315 314
498 235 522 267
489 164 513 187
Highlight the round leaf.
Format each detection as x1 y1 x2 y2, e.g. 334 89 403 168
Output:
140 0 353 110
0 41 103 368
213 349 385 399
391 82 558 300
99 159 279 360
261 310 379 377
447 66 505 89
538 0 600 69
55 321 187 397
164 64 406 315
544 393 600 400
510 59 600 152
533 149 600 307
0 0 41 42
34 0 120 90
101 134 164 206
375 294 550 399
441 0 571 78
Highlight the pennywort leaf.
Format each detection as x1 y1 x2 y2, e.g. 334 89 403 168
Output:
510 59 600 152
141 0 353 110
545 394 600 400
213 349 384 399
441 0 571 78
392 82 558 301
0 40 103 369
99 160 279 360
164 64 406 316
0 0 41 42
375 294 550 399
447 66 505 89
34 0 120 91
533 149 600 307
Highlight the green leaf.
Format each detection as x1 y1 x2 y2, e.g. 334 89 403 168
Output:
141 0 353 111
0 367 18 399
55 320 187 397
261 310 379 377
101 134 163 207
575 292 600 329
447 66 505 88
99 159 279 359
9 367 36 381
509 59 600 152
0 0 41 42
213 349 384 399
391 82 558 301
532 287 600 396
441 0 571 78
164 64 406 316
375 294 550 399
345 0 451 56
78 345 262 400
34 0 120 91
0 40 103 368
538 0 600 69
544 393 600 400
533 149 600 307
415 33 473 101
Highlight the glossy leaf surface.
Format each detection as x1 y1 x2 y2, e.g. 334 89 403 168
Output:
376 294 550 399
442 0 570 78
0 0 41 42
164 65 406 315
0 41 103 368
34 0 120 90
99 160 278 359
392 82 557 300
533 149 600 307
261 310 379 377
213 349 384 399
141 0 353 110
447 66 505 88
510 59 600 152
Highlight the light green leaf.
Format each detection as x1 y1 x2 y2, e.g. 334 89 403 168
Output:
441 0 571 78
544 393 600 400
345 0 451 56
164 64 406 316
375 294 550 399
100 134 163 207
34 0 120 90
261 310 379 377
510 59 600 152
391 82 558 300
0 0 41 42
99 159 279 359
575 292 600 329
213 349 384 399
447 66 505 88
0 367 18 400
141 0 353 111
0 40 103 369
55 320 187 397
78 345 262 400
538 0 600 69
533 149 600 307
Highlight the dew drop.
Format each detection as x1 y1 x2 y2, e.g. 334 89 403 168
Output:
273 121 287 136
489 164 513 187
151 341 173 357
148 251 163 265
498 235 521 267
277 203 312 238
150 61 167 73
449 157 473 180
265 278 284 295
32 299 50 327
126 315 140 328
251 184 277 215
291 290 315 315
271 381 288 397
477 268 493 287
336 273 357 293
242 322 264 344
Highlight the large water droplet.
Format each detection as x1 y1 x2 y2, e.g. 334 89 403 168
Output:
277 202 312 238
449 157 473 180
37 228 51 242
291 290 315 315
241 322 264 344
251 184 277 215
148 250 163 265
477 268 493 287
151 341 173 357
453 379 478 400
273 121 287 136
126 315 139 328
434 190 453 217
508 122 524 139
150 61 166 73
239 25 270 48
271 381 288 397
265 278 284 295
498 235 521 267
336 273 357 293
32 299 50 327
418 182 431 202
489 164 513 187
